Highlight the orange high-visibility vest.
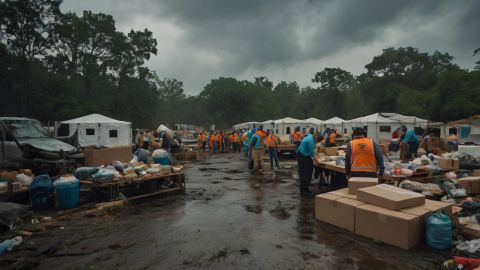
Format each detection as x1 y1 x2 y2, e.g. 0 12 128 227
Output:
216 134 222 146
330 132 337 144
292 131 301 142
350 137 377 173
255 131 267 146
229 134 234 143
267 134 278 148
233 133 241 142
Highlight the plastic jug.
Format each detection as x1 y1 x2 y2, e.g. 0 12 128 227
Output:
426 212 452 250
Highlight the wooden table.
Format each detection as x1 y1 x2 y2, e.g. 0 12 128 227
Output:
81 172 186 201
314 161 347 189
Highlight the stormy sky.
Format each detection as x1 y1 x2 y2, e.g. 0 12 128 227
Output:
61 0 480 94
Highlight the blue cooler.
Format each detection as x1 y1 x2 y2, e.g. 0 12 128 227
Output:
30 175 54 210
54 177 80 209
153 157 170 165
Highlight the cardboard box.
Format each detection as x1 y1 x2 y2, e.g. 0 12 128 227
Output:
437 158 460 171
328 188 358 200
462 224 480 239
424 199 453 217
473 170 480 177
355 204 423 250
356 184 425 210
325 147 339 156
400 199 450 223
315 194 365 232
83 146 132 166
457 177 480 195
348 177 378 195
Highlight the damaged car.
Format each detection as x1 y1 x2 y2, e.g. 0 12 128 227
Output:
0 117 83 173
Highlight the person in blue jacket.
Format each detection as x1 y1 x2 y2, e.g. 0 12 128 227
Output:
401 126 419 160
297 132 322 197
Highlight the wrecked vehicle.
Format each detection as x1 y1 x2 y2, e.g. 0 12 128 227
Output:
0 117 83 173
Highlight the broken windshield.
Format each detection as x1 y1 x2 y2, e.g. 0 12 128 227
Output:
2 119 49 139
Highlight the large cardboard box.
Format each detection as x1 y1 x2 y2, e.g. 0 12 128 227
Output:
473 170 480 177
348 177 378 195
462 224 480 239
355 204 423 250
325 147 339 156
328 188 358 200
457 177 480 195
83 146 132 166
423 199 453 217
356 184 425 210
400 199 450 223
315 194 365 232
437 158 460 171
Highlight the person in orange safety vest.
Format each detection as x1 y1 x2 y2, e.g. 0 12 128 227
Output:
267 130 280 170
345 127 385 178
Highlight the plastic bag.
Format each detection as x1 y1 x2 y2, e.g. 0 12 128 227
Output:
152 149 169 158
16 173 33 187
426 212 452 250
457 239 480 253
74 167 100 180
91 169 115 183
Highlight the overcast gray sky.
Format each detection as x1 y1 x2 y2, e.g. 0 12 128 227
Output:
61 0 480 94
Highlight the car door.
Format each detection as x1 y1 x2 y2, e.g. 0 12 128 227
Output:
0 125 23 162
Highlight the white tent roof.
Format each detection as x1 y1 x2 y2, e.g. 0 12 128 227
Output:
347 113 443 126
260 119 275 125
304 118 322 124
322 117 344 124
273 117 305 124
62 113 130 124
157 124 171 133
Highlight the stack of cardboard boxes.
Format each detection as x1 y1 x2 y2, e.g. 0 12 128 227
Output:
315 178 452 250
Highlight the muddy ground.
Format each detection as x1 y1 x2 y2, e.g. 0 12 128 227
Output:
0 154 448 270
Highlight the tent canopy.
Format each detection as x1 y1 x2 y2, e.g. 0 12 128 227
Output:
273 117 305 124
448 115 480 125
62 113 130 125
157 124 171 133
304 118 322 124
322 117 344 125
60 113 131 147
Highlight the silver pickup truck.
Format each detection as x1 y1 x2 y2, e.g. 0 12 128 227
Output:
0 117 83 173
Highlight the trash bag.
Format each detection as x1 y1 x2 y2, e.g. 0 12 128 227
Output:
16 173 33 187
461 201 480 216
457 239 480 254
0 202 31 233
74 167 100 180
426 212 452 250
0 236 23 255
91 169 115 183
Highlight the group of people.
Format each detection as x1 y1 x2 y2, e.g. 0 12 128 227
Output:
196 130 243 154
134 129 177 153
296 127 385 197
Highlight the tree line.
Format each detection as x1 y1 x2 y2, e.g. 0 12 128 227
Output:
1 0 479 130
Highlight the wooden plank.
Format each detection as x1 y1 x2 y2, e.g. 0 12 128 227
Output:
126 187 183 200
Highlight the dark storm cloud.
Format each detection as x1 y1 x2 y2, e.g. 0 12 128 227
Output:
62 0 480 92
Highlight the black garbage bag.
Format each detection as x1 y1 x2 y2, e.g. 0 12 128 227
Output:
459 154 480 170
0 202 31 233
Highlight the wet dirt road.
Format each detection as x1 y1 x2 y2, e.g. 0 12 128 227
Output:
0 154 447 270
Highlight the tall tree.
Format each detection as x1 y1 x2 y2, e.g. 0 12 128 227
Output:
312 67 355 116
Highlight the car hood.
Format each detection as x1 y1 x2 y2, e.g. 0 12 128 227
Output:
17 137 77 153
